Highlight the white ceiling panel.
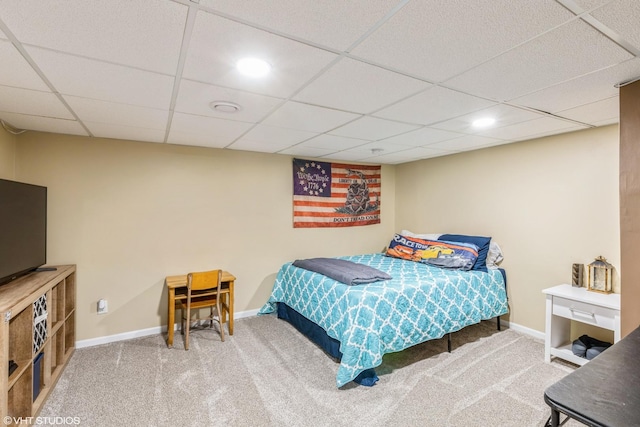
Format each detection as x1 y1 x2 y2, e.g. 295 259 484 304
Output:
261 101 361 133
64 96 169 130
168 112 253 148
351 0 575 82
84 121 166 143
0 86 72 119
374 86 495 125
511 58 640 113
26 47 174 109
183 11 337 99
293 57 430 114
446 19 633 101
0 0 187 74
329 116 420 140
0 39 49 91
174 79 282 124
428 135 505 152
230 123 318 152
378 127 462 147
199 0 398 51
296 134 369 151
588 0 640 52
557 96 619 124
432 104 548 134
0 1 637 164
477 116 589 141
278 145 338 158
0 112 87 136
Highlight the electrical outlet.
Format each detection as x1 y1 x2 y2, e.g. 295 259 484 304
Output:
97 299 108 314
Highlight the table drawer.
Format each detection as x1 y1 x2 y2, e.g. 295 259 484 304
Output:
552 296 618 329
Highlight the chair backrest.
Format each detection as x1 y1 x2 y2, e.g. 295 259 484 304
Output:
187 270 222 292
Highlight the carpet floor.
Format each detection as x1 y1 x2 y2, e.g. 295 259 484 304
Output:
39 314 584 426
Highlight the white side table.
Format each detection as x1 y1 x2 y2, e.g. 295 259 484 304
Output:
542 284 620 366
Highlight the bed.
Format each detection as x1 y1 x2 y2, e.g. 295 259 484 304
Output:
258 234 509 388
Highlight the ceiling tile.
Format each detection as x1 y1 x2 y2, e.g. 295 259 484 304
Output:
183 10 337 99
374 86 495 125
477 116 588 141
84 121 166 143
261 101 360 133
297 134 369 151
362 146 453 164
63 96 169 130
0 0 187 74
572 0 616 11
511 58 640 113
26 47 174 108
278 145 338 158
432 104 547 134
0 86 73 119
175 79 282 123
428 134 505 152
167 112 253 148
293 57 430 114
351 0 575 82
199 0 397 50
329 116 420 140
0 39 49 91
0 112 87 136
446 19 633 101
378 127 462 147
557 96 619 124
230 123 318 152
588 0 640 52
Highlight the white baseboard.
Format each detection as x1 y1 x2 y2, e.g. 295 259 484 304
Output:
76 310 544 349
499 318 545 341
76 308 260 349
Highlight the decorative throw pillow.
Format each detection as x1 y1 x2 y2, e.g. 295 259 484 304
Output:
438 234 491 272
386 234 479 270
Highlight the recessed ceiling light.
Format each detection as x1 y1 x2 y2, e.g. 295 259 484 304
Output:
236 57 271 78
472 117 496 128
210 101 242 113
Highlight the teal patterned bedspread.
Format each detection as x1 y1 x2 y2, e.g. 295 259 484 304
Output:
259 253 508 387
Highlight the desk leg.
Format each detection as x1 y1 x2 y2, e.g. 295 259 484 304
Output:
551 409 559 427
229 281 234 335
167 288 175 347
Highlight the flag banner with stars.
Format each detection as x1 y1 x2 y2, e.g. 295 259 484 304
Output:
292 158 381 228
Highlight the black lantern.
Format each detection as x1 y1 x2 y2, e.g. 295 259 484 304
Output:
587 256 613 294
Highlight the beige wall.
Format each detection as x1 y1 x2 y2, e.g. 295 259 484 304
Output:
0 125 16 179
395 125 620 334
13 132 396 340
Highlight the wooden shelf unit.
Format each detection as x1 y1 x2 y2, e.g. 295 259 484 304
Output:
0 265 76 424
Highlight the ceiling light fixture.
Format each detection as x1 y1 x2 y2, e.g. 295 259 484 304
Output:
210 101 242 113
472 117 496 128
236 57 271 78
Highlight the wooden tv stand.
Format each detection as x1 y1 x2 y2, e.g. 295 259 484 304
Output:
0 265 76 423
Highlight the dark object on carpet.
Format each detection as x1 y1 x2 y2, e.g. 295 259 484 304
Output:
571 335 612 360
9 359 17 376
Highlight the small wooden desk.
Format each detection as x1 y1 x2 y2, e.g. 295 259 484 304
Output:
165 271 236 347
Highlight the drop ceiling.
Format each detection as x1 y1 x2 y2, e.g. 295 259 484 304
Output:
0 0 638 164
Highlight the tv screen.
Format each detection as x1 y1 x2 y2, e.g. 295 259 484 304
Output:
0 179 47 285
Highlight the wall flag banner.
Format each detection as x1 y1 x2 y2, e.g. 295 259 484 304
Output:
292 158 381 228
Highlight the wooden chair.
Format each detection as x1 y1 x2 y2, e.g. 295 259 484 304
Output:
176 270 227 350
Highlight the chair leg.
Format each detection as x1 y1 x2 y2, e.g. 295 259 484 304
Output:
184 306 190 350
217 300 225 342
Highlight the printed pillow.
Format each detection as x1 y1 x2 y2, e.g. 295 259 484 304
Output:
386 234 479 270
439 234 491 272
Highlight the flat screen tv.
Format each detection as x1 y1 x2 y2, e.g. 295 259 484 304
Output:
0 178 47 286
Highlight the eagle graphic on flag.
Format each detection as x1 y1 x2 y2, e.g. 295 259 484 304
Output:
292 158 381 228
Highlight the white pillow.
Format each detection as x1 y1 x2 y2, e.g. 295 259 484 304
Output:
400 230 442 241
